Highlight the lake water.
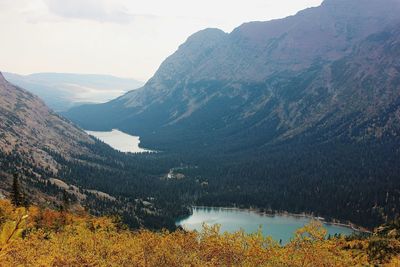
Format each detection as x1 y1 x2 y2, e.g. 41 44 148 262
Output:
85 129 153 153
176 207 356 243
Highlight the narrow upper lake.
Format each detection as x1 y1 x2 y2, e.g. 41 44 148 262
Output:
177 207 356 243
85 129 153 153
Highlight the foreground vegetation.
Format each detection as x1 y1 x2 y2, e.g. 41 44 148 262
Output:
0 200 399 266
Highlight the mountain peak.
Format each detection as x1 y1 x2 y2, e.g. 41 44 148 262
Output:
186 28 227 41
179 28 227 51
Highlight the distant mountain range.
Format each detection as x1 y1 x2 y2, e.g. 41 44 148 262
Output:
4 72 143 112
66 0 400 152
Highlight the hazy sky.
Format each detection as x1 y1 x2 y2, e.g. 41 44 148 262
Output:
0 0 323 81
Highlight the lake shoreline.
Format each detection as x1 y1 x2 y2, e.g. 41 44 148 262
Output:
185 205 371 234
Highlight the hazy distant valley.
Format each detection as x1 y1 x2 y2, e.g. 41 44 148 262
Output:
4 72 143 111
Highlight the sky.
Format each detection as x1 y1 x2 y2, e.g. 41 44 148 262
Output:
0 0 323 81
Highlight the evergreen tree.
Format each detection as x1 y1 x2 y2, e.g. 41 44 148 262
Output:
11 173 23 207
61 190 70 212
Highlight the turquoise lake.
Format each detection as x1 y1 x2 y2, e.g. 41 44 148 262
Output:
176 207 356 243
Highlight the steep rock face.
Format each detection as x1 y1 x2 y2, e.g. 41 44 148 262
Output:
65 0 400 151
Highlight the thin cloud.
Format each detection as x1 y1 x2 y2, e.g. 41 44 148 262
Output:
43 0 156 24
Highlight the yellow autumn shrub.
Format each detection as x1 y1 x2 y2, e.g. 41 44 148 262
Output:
0 199 398 266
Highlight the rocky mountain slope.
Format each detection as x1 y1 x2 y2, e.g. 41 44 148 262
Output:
65 0 400 152
0 71 103 202
0 72 93 171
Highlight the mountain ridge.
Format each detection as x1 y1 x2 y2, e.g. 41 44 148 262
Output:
65 0 400 151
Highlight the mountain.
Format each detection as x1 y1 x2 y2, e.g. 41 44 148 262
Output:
0 72 93 171
65 0 400 228
0 72 189 229
3 72 143 112
65 0 400 151
0 71 91 202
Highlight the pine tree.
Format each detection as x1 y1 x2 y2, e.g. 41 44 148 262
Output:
62 190 70 212
11 173 22 207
